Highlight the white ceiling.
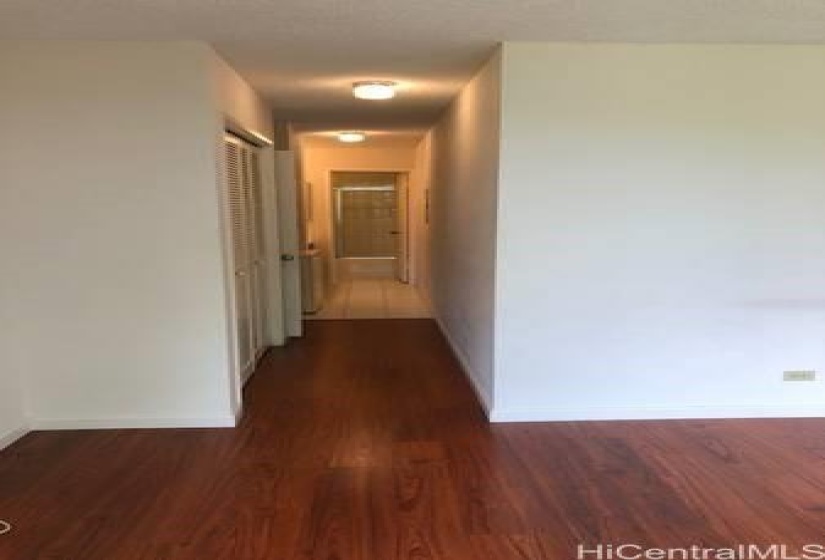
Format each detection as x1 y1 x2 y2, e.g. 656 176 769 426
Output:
5 0 825 140
301 131 425 150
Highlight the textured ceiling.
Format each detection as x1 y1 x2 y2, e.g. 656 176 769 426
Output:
5 0 825 139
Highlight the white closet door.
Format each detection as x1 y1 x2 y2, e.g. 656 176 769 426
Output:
248 150 267 357
243 148 266 359
225 136 255 378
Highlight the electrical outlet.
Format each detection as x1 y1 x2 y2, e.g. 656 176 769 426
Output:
784 370 817 382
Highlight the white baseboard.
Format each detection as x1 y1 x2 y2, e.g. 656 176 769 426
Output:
242 364 255 386
433 316 493 416
29 416 237 430
490 405 825 423
0 426 30 451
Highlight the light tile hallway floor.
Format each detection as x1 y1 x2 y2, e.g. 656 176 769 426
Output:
307 278 431 320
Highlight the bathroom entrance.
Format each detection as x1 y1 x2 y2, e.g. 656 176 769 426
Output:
332 171 408 283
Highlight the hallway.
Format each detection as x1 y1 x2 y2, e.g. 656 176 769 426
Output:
307 278 431 320
3 320 825 558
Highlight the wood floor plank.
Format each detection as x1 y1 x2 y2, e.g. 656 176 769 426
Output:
5 319 825 558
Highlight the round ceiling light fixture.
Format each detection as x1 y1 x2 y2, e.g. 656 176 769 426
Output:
338 131 367 143
352 81 397 100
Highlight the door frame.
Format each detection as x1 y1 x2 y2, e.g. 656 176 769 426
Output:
220 119 282 420
327 168 412 286
333 185 396 260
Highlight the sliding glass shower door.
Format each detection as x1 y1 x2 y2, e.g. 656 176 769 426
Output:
334 186 398 259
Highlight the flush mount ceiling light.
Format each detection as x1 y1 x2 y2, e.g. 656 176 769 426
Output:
352 81 397 100
338 131 367 143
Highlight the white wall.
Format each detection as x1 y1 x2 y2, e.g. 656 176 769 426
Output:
428 51 501 411
0 320 26 447
0 41 271 433
211 53 274 140
0 192 27 443
410 133 434 305
495 43 825 421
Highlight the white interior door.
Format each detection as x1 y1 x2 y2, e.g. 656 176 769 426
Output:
275 150 303 338
225 136 256 379
257 148 286 347
244 149 266 358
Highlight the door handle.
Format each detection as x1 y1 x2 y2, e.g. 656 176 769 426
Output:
389 231 400 235
281 254 296 261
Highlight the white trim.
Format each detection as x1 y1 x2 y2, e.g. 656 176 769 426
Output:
217 124 243 421
241 346 267 388
434 316 493 416
241 361 256 386
233 402 245 425
490 405 825 423
29 416 237 430
225 117 273 147
0 426 29 451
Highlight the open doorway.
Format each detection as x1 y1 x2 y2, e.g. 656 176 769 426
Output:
333 172 405 281
308 171 429 319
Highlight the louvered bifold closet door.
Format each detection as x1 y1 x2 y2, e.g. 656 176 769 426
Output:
242 148 266 359
250 149 267 354
225 136 254 375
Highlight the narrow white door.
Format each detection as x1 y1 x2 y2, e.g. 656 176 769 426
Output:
275 151 303 338
257 148 286 347
244 149 266 358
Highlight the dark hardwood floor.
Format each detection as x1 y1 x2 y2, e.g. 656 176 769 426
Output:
3 319 825 558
